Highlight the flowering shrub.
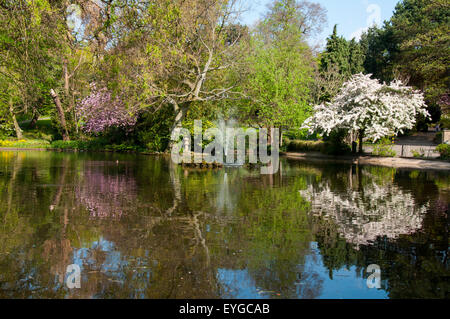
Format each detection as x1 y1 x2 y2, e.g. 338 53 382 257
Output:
77 84 137 134
0 140 13 147
303 73 430 142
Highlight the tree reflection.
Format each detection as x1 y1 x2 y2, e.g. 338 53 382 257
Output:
300 181 428 246
298 164 449 298
0 152 448 299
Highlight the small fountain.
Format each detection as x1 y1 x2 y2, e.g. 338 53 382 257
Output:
216 117 243 168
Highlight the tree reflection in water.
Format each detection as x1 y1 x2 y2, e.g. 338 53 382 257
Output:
300 181 428 247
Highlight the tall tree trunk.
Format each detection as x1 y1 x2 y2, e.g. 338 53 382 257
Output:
358 129 364 154
63 60 75 112
64 60 69 97
279 130 283 147
9 98 22 139
50 89 70 141
351 130 357 154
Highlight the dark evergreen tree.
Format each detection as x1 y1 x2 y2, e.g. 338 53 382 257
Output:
319 25 351 77
348 39 365 75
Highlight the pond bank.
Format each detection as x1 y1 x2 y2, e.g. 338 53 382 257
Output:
282 152 450 171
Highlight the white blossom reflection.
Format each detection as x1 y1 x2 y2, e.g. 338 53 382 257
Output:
300 181 428 247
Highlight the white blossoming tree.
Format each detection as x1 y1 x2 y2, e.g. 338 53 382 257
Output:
303 73 430 153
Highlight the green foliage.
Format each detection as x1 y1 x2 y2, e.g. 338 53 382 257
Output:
440 115 450 129
372 137 397 157
411 149 426 158
20 118 57 141
135 109 173 152
0 116 14 139
436 144 450 160
239 38 313 128
322 130 351 155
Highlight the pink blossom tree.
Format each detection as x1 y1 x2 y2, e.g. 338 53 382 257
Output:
77 84 137 134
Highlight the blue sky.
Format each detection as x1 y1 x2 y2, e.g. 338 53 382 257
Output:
240 0 400 48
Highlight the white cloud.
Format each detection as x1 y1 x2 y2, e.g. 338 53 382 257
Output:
349 3 381 40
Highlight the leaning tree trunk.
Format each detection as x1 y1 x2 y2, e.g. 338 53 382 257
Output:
9 98 22 139
50 89 70 141
358 129 364 154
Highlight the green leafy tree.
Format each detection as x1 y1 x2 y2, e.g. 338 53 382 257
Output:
237 0 325 135
0 0 76 140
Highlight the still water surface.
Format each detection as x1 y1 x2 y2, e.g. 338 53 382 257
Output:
0 151 448 298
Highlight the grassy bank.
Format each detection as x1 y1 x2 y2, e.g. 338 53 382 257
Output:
0 138 163 154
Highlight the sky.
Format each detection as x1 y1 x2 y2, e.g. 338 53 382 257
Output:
239 0 400 48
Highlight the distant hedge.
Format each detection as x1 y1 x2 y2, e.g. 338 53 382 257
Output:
285 139 324 152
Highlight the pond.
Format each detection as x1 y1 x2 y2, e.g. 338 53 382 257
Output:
0 151 448 299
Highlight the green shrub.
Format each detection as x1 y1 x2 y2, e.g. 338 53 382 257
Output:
50 139 144 153
286 140 324 152
51 140 80 149
436 144 450 160
105 143 143 152
51 139 108 151
412 149 425 158
372 137 397 157
0 123 14 139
